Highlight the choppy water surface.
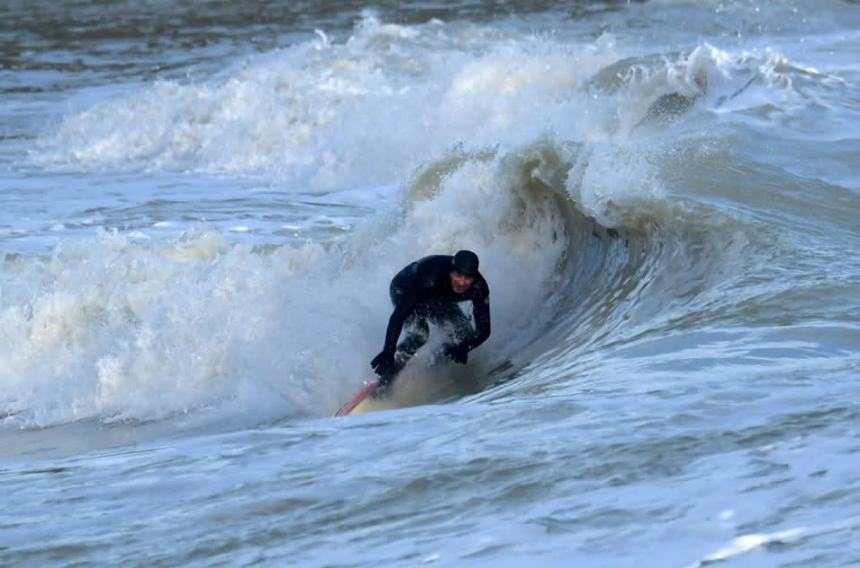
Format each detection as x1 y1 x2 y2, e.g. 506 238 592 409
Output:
2 1 860 566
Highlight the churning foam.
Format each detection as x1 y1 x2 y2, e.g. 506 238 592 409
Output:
34 15 809 191
3 142 591 428
33 15 623 189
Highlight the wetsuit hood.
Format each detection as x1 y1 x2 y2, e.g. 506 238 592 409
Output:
452 250 479 276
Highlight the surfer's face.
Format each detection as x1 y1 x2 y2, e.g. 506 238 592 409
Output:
450 271 475 294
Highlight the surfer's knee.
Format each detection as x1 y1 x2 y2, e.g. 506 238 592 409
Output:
410 318 430 340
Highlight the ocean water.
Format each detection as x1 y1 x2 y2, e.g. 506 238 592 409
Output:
2 1 860 565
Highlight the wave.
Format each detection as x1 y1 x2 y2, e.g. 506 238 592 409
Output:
33 15 844 189
4 127 766 430
11 17 812 430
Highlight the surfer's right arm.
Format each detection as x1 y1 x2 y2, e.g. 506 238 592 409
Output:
371 289 417 375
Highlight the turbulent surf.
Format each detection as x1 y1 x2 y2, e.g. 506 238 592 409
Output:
1 1 859 566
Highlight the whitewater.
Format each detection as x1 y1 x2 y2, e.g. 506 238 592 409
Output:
2 1 859 566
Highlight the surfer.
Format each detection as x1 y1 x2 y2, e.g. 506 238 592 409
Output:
370 250 491 385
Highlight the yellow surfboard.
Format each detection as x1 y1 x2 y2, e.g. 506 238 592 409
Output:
334 362 477 417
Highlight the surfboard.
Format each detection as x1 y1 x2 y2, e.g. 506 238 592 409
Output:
334 380 385 417
334 353 474 417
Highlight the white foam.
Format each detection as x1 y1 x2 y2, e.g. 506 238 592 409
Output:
2 139 592 428
689 529 805 567
689 513 860 568
31 13 819 204
32 15 621 191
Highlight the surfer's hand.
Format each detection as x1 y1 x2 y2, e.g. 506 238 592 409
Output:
378 371 395 387
371 350 394 375
444 344 469 365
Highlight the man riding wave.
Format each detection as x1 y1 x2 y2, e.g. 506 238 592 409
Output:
370 250 491 386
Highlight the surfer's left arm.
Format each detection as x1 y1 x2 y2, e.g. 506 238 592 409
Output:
468 292 491 350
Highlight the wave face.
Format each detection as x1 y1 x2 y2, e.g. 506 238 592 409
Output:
0 141 645 427
2 2 860 566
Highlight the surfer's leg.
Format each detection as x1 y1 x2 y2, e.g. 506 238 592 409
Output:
379 314 430 388
377 318 428 388
395 316 429 364
431 303 474 346
427 303 476 364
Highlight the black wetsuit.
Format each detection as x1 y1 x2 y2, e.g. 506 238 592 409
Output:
380 255 491 377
